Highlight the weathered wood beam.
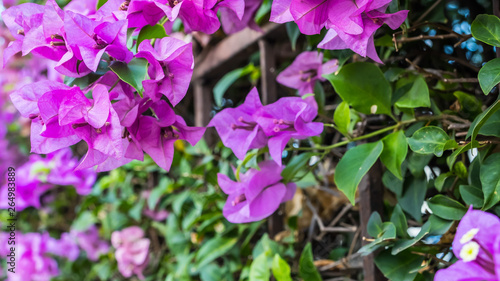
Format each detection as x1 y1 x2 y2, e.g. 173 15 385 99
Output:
359 161 386 281
193 23 285 80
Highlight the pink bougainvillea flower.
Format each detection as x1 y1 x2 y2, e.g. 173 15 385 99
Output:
9 81 82 154
208 88 268 160
112 226 150 280
270 0 370 35
218 160 296 223
168 0 221 34
255 96 323 165
58 84 124 169
45 148 97 195
7 233 60 281
0 148 96 211
435 207 500 280
220 0 262 34
136 100 205 171
71 226 110 261
47 233 80 261
126 0 172 29
0 2 44 66
277 51 338 96
64 11 132 72
318 5 408 63
210 88 323 163
136 37 193 106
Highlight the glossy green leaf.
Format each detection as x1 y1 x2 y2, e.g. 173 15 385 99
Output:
299 243 322 281
427 195 467 220
478 58 500 95
375 250 425 281
213 64 255 107
480 153 500 210
391 221 430 255
136 24 167 51
459 185 484 208
249 252 271 281
367 212 384 237
407 126 450 157
428 215 454 235
467 100 500 144
333 101 350 136
453 91 483 117
478 109 500 137
281 152 317 182
471 14 500 47
324 62 393 116
97 0 108 9
380 131 408 179
399 176 427 222
109 58 148 95
391 204 409 239
271 254 293 281
195 237 238 269
334 141 384 205
395 75 431 108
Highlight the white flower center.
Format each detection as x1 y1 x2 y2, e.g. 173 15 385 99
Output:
460 228 479 244
460 241 480 262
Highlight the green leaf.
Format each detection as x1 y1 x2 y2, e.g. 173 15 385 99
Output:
427 195 467 220
272 254 293 281
459 185 484 208
324 62 393 116
428 215 454 235
453 91 483 117
136 24 167 51
471 14 500 47
213 64 255 107
478 109 500 137
281 152 317 182
71 211 97 231
334 141 384 205
299 243 322 281
391 204 409 238
285 22 300 51
358 222 396 255
391 221 431 255
249 252 271 281
375 250 425 281
478 58 500 95
195 237 238 269
395 75 431 108
97 0 108 9
381 131 408 180
467 100 500 144
399 176 427 223
480 153 500 210
334 101 351 136
407 126 450 157
367 212 384 237
109 58 148 95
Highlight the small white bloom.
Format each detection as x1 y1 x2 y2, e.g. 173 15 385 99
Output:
460 228 480 244
460 241 480 262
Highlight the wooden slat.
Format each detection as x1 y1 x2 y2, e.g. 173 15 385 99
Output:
258 39 278 105
359 161 386 281
193 23 284 80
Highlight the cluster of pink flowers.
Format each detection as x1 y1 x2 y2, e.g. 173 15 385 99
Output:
111 226 151 280
0 231 79 281
0 148 96 211
271 0 408 62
